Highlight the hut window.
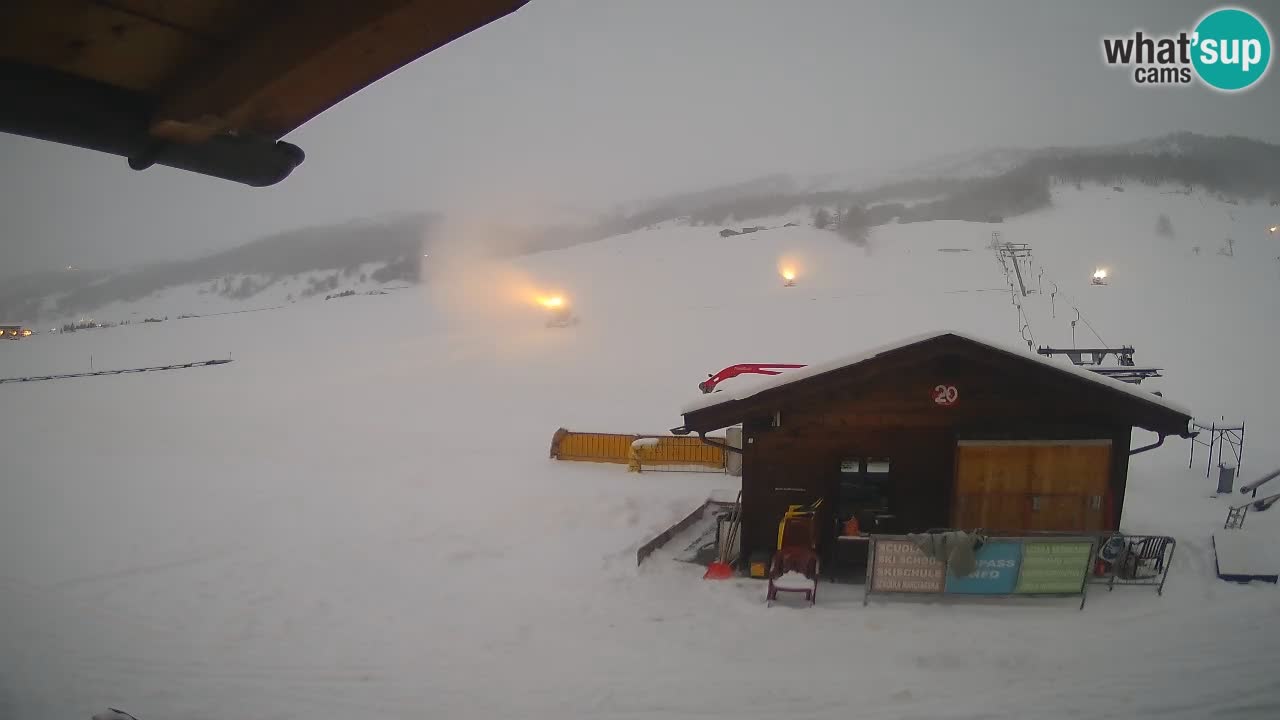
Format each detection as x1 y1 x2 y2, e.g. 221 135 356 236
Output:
836 456 895 533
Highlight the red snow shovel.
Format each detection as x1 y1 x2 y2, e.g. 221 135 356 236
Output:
704 492 741 580
703 560 735 580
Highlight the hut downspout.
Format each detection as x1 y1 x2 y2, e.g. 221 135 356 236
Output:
1130 433 1167 455
1131 423 1198 456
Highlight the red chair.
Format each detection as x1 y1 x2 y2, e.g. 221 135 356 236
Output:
766 547 820 607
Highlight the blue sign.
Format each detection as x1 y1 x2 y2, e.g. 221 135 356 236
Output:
945 542 1023 595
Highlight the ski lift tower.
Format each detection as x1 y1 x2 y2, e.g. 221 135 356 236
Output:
997 241 1034 297
1036 345 1164 385
1189 417 1246 479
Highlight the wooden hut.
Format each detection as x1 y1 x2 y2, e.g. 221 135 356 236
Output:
672 332 1192 568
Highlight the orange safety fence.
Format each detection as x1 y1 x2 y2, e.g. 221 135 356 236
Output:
549 428 727 472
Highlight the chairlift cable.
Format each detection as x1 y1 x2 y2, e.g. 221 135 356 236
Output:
1078 314 1109 349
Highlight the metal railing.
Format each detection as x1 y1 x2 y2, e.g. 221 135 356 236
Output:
0 358 233 384
1222 467 1280 529
1239 466 1280 498
1090 534 1176 595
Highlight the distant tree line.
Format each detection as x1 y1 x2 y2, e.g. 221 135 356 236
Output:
371 255 419 284
59 319 102 332
835 206 870 246
4 214 437 320
653 133 1280 232
301 273 342 298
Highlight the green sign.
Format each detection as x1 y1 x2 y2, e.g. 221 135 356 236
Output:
1015 541 1093 594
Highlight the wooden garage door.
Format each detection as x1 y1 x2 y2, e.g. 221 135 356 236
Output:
953 441 1111 532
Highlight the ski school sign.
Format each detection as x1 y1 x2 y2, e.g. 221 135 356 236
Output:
869 539 946 593
865 535 1097 609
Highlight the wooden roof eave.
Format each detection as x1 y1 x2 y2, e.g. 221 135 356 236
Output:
0 0 530 186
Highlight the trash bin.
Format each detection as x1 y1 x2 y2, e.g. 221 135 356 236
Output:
1217 464 1236 495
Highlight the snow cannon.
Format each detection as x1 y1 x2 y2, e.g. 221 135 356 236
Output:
699 363 807 393
1091 268 1109 286
538 295 578 328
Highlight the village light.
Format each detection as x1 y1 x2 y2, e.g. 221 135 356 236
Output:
1091 268 1109 285
1269 225 1278 233
781 267 797 287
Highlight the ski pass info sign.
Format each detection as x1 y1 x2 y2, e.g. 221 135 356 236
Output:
944 541 1022 594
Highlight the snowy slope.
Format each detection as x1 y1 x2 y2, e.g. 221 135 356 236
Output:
2 183 1279 720
26 263 406 331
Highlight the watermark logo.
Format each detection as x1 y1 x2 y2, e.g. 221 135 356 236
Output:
1102 6 1271 91
1193 8 1271 89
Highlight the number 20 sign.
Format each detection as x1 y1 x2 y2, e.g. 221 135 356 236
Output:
932 384 959 406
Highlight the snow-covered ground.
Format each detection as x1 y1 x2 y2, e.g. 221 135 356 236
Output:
2 184 1279 719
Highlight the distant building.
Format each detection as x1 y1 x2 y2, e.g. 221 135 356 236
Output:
0 324 32 338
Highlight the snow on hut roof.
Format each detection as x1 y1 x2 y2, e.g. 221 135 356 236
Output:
680 330 1191 418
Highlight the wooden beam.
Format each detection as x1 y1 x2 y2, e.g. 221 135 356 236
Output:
95 0 256 40
0 1 206 92
149 0 528 143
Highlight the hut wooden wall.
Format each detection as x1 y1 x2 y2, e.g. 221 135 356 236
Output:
734 347 1143 562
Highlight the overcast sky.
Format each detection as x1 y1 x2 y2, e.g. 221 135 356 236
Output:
3 0 1278 277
